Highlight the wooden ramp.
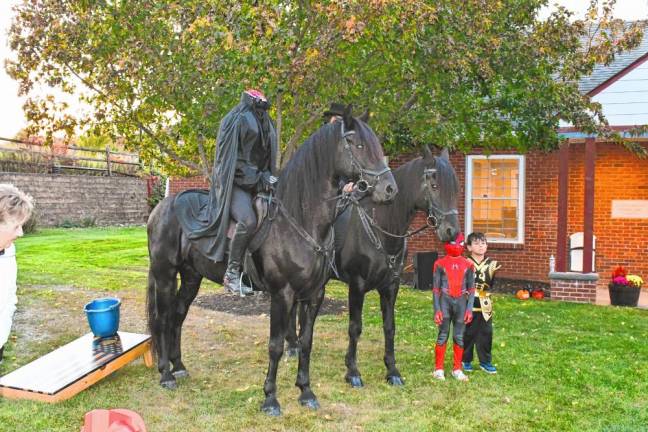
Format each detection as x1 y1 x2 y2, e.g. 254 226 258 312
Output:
0 332 153 403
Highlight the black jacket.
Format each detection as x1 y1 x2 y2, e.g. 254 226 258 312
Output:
174 91 278 262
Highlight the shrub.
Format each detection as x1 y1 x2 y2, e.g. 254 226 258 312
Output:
58 216 97 228
22 210 39 234
147 176 167 210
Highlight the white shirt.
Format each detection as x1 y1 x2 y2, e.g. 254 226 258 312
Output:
0 243 18 348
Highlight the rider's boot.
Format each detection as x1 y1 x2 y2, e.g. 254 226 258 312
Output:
223 222 253 296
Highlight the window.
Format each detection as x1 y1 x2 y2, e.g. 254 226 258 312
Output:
465 155 525 243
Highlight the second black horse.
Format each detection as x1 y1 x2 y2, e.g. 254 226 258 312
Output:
287 147 460 387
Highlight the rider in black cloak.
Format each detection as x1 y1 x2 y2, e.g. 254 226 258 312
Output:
175 89 278 295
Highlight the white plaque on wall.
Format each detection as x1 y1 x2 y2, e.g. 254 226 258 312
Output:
611 200 648 219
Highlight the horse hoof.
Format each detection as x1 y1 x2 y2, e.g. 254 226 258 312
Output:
387 375 405 386
286 347 300 358
299 398 320 410
261 400 281 417
346 375 364 388
172 369 189 379
261 405 281 417
160 379 177 390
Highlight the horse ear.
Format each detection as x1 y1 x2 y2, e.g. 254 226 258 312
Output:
343 104 355 130
358 109 370 123
440 148 450 160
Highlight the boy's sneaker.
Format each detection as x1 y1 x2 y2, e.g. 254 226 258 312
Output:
479 362 497 374
451 369 469 381
432 369 445 381
462 362 474 372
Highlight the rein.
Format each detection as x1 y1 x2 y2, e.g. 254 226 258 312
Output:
347 197 428 280
267 195 339 278
342 163 459 280
351 197 435 243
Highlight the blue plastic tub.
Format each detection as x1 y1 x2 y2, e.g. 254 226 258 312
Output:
84 297 121 338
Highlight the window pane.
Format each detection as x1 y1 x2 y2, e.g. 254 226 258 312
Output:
470 158 521 241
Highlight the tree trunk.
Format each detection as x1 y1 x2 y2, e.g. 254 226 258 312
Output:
196 135 210 178
275 92 283 167
281 112 321 168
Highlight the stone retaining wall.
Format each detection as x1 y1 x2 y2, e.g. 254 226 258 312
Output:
0 173 149 226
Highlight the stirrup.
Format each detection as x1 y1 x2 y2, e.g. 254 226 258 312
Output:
224 270 253 297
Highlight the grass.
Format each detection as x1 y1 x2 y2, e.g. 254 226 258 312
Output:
15 227 149 291
2 227 648 431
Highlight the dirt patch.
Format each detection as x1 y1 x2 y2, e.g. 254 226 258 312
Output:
194 292 347 316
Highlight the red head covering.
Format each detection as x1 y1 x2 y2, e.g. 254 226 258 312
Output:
444 232 465 257
245 89 267 101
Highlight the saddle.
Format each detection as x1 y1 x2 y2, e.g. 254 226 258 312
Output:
243 192 277 253
174 189 276 289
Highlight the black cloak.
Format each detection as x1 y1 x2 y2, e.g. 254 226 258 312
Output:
174 91 278 262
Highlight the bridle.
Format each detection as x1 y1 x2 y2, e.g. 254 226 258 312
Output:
341 121 392 193
422 167 458 229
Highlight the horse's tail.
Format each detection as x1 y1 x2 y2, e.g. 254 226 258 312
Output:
146 266 159 364
145 197 173 364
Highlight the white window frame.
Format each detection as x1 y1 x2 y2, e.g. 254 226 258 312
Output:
465 155 525 244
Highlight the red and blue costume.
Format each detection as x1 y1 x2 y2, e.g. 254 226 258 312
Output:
432 234 475 374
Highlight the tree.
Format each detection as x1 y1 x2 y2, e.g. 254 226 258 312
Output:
6 0 645 177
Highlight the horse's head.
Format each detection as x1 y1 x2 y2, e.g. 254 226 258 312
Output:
417 146 460 242
335 107 397 203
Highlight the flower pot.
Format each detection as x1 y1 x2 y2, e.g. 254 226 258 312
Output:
608 283 640 307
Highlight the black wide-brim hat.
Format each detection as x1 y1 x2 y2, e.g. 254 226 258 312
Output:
323 102 346 118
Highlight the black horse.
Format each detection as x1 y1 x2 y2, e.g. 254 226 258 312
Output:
146 111 397 415
287 147 460 387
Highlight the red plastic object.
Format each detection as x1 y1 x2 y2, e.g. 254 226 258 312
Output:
81 409 147 432
532 289 545 300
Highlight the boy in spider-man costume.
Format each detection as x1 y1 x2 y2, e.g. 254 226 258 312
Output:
432 233 475 381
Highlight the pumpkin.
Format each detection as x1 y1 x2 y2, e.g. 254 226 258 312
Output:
531 289 545 300
516 289 530 300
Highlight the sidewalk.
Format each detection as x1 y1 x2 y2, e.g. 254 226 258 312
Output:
596 287 648 309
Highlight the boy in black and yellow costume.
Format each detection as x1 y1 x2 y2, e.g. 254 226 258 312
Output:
462 232 500 374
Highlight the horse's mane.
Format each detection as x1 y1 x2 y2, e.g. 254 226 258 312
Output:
276 119 384 226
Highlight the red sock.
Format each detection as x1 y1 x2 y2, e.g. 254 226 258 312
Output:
453 344 464 371
435 344 446 370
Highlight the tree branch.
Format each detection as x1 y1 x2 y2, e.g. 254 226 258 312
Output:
196 135 211 178
281 111 321 167
401 93 418 112
58 59 202 172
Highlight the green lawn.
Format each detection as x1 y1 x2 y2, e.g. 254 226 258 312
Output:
2 227 648 431
15 227 150 291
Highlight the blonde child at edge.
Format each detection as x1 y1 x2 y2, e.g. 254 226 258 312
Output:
0 184 34 364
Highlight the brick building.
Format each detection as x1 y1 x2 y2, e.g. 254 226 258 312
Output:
388 142 647 304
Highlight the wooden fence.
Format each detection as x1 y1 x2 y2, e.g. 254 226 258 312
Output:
0 136 142 176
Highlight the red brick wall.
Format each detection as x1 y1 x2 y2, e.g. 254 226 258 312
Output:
565 142 648 288
549 278 597 303
168 176 208 195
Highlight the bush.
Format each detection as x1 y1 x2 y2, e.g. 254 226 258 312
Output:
57 216 97 228
81 216 97 227
22 210 39 234
147 176 167 210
